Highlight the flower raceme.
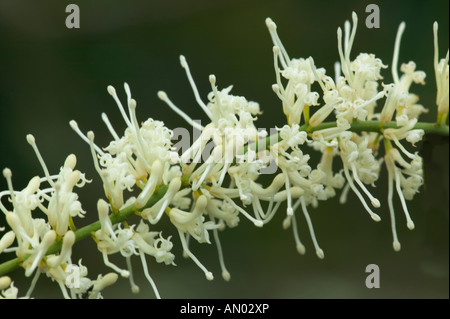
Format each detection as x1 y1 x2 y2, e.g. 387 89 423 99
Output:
0 12 448 299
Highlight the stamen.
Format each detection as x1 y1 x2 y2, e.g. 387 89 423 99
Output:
346 12 358 64
157 91 204 131
25 270 40 298
101 113 121 141
182 234 191 259
26 135 54 187
177 229 214 281
2 168 17 209
179 55 213 119
392 22 406 83
123 82 133 121
56 280 71 299
69 121 104 155
265 18 289 69
224 196 264 227
86 132 104 176
102 251 129 278
343 166 381 222
217 162 230 187
209 74 222 109
128 98 153 170
272 46 285 95
391 136 416 160
394 169 415 230
211 215 230 281
433 22 439 84
272 84 293 113
284 171 293 216
387 171 401 251
291 199 306 255
300 197 324 259
139 252 160 299
126 256 140 294
337 28 347 77
350 163 380 208
334 61 341 82
309 57 326 92
262 201 281 224
107 85 132 128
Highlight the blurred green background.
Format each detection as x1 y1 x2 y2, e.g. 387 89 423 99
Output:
0 0 448 298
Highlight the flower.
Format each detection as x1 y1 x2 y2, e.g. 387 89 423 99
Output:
433 22 449 119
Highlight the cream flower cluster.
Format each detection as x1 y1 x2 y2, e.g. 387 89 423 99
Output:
1 12 448 299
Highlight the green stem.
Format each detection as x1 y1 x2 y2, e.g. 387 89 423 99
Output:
300 120 449 135
0 120 448 277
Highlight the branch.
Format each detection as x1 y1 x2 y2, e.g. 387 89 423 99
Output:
0 120 448 277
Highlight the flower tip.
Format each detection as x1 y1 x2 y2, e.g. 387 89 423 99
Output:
407 220 415 230
296 244 306 255
107 85 116 96
64 154 77 169
371 199 381 208
179 55 187 68
69 120 78 130
370 213 381 222
282 216 291 229
209 74 216 85
265 17 276 30
2 168 12 179
26 134 36 145
205 271 214 281
131 284 140 294
120 270 130 278
433 21 438 32
393 241 401 252
316 249 325 259
254 220 264 228
222 271 231 282
272 84 280 93
157 90 168 101
272 46 280 54
87 131 95 141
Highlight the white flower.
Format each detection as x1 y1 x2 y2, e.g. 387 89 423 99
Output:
266 18 322 126
133 220 175 265
0 279 20 299
433 22 449 116
71 83 178 211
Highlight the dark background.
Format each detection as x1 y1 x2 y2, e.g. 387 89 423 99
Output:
0 0 448 298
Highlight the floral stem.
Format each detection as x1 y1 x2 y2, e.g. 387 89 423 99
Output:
0 120 447 277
